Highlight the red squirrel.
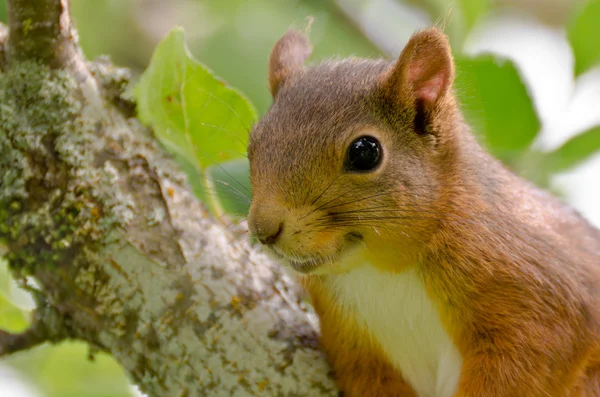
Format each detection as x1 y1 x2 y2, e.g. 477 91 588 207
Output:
247 27 600 396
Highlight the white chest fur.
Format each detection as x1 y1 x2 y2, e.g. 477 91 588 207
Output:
329 266 462 397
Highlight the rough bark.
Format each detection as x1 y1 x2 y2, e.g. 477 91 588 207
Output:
0 0 337 396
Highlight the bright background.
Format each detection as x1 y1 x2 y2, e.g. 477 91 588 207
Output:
1 0 599 395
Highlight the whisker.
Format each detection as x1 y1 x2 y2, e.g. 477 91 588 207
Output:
192 122 248 149
328 215 443 222
311 181 480 213
212 179 252 203
190 86 253 135
315 184 456 213
201 181 251 204
325 207 457 217
319 189 400 211
199 155 252 195
300 185 363 220
309 173 341 207
313 213 496 231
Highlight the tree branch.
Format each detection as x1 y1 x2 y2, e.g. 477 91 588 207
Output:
0 0 337 395
6 0 75 66
0 23 7 69
0 303 67 356
0 328 47 356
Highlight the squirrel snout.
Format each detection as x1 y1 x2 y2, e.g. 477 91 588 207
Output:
248 206 285 246
256 222 284 246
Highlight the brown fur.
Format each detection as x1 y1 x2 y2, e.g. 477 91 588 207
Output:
268 29 312 97
248 27 600 396
307 279 418 397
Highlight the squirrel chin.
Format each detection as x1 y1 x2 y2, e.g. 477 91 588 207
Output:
281 243 366 277
258 231 367 277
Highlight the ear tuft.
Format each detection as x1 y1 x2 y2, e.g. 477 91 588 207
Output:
268 29 312 97
384 28 454 110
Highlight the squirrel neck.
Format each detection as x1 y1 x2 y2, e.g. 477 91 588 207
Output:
431 119 533 240
423 118 600 301
430 122 528 252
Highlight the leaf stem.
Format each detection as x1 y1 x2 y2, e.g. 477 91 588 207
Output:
202 170 225 218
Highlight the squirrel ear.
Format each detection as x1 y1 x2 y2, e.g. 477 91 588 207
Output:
268 29 312 97
383 28 454 113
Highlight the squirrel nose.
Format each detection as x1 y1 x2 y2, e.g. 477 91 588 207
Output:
256 222 284 246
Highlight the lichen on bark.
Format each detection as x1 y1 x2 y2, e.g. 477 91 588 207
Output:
0 2 339 394
0 60 109 275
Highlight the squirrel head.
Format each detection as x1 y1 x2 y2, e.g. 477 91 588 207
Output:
248 27 461 275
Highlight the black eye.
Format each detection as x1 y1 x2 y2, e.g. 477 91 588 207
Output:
344 136 382 172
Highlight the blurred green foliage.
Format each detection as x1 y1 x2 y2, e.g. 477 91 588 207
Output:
191 0 379 115
547 126 600 172
0 294 28 333
135 28 256 216
2 0 600 396
5 341 133 397
0 260 31 333
454 56 540 158
405 0 490 45
568 0 600 76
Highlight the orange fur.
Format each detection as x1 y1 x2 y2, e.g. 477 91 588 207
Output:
248 27 600 396
305 279 417 397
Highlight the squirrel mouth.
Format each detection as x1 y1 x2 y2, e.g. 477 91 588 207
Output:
286 256 333 274
268 247 336 274
273 232 364 274
267 232 363 275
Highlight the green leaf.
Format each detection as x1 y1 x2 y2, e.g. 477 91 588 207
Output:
568 0 600 76
134 27 256 170
134 27 257 216
459 0 489 32
6 342 133 397
205 158 251 217
0 259 35 311
0 260 32 333
0 294 29 333
0 259 10 294
546 126 600 172
454 55 540 158
40 343 133 397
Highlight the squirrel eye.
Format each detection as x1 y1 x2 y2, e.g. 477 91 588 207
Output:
344 136 382 172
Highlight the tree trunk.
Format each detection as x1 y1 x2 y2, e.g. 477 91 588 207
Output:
0 1 337 396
